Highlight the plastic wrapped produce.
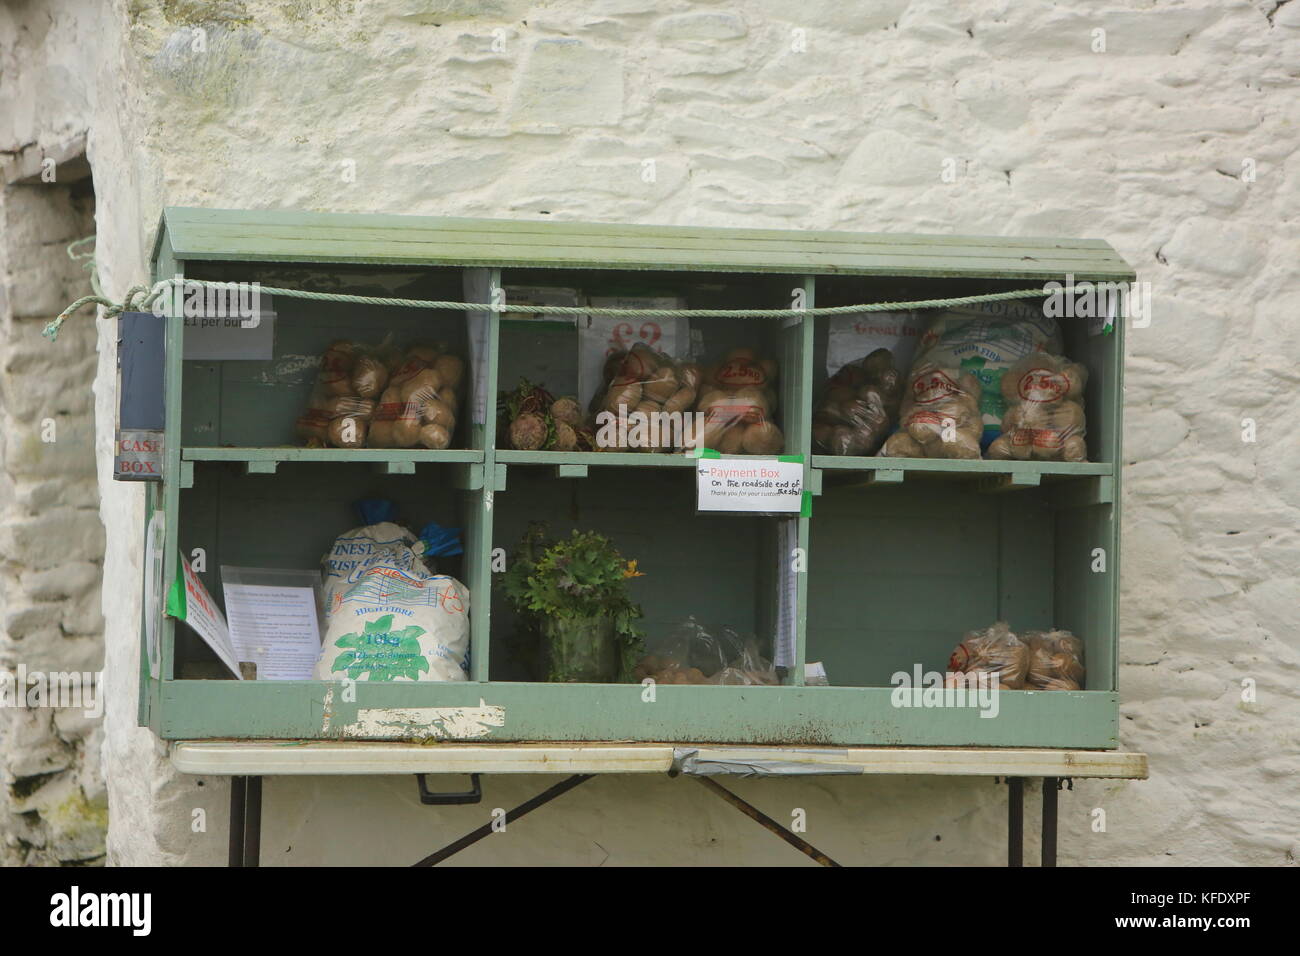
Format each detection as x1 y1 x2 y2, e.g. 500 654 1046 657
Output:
813 348 903 456
691 347 784 455
299 339 463 449
295 339 374 447
1022 628 1086 690
881 361 984 459
946 621 1030 689
590 342 697 452
632 617 778 686
987 353 1089 462
911 304 1062 447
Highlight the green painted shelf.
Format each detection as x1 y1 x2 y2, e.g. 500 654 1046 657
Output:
140 207 1132 750
182 447 484 464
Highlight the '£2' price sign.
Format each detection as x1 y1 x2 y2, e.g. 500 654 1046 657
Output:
606 320 664 358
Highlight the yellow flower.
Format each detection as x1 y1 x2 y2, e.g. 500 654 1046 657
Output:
623 560 645 579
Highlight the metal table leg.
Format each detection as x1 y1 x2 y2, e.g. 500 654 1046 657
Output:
229 775 263 867
1041 776 1058 868
693 776 841 867
411 773 593 867
1007 777 1024 867
228 776 246 867
244 776 263 867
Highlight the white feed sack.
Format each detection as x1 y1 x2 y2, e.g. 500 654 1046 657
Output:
314 519 470 682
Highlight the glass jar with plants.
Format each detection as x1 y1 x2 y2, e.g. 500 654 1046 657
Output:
502 523 645 683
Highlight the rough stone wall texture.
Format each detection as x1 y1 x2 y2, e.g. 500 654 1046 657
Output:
0 13 108 862
1 0 1296 865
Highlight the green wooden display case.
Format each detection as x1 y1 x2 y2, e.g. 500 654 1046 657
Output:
139 207 1131 748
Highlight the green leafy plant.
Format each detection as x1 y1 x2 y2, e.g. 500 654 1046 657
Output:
503 524 645 679
327 614 430 682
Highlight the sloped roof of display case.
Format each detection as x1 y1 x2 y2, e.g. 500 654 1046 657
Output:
156 206 1135 281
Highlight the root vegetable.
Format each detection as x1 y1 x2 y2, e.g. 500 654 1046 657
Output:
509 412 549 451
351 355 389 398
433 354 464 390
328 416 368 449
553 421 577 451
882 432 924 458
390 416 422 448
663 385 696 415
643 366 678 403
741 421 784 455
418 423 451 449
419 397 455 429
718 428 745 454
399 368 444 403
991 354 1090 462
550 396 582 426
603 381 642 415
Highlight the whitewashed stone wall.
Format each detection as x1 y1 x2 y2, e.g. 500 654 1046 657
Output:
0 111 107 864
1 0 1296 865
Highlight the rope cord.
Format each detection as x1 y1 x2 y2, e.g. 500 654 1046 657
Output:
45 258 1049 341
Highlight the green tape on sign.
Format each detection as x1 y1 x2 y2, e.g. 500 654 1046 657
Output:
777 454 804 464
165 554 187 620
698 448 721 459
801 490 813 517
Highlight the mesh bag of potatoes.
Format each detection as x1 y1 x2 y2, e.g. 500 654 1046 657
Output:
590 342 699 452
692 347 784 455
1022 628 1085 690
813 348 903 456
881 361 984 459
946 621 1031 689
986 353 1089 462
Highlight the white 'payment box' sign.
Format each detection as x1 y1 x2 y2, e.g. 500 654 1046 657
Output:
696 458 803 514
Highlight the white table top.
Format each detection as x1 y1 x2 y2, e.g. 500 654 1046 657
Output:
171 741 1149 779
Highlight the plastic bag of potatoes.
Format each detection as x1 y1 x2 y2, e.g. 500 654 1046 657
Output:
1022 628 1085 690
813 348 903 456
297 339 464 450
370 343 464 450
946 621 1031 689
591 343 699 452
881 361 984 459
632 617 778 685
693 347 784 455
295 339 382 448
987 353 1088 462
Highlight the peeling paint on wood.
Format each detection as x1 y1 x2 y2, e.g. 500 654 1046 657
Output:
341 699 506 739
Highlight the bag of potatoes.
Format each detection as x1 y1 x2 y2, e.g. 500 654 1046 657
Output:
632 617 723 684
1022 628 1085 690
813 348 903 456
295 339 381 449
315 499 469 682
986 353 1088 462
691 347 784 455
911 305 1063 447
947 621 1030 689
590 343 698 452
881 361 983 459
368 343 465 450
632 618 777 686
